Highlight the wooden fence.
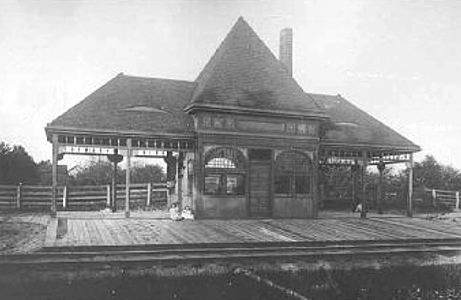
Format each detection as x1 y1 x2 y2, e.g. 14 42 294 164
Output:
320 185 380 210
320 185 460 212
425 188 460 210
0 183 169 211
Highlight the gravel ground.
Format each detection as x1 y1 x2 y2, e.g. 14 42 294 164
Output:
424 211 461 223
0 213 49 254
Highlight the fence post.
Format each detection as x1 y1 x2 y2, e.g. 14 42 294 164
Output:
106 184 111 207
147 183 152 207
456 191 460 211
432 189 437 207
166 187 170 208
16 183 22 209
62 186 67 209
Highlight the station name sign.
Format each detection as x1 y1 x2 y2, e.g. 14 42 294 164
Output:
325 157 355 165
133 150 167 157
58 146 170 157
59 146 115 155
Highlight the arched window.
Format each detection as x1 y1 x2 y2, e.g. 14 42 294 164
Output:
275 151 311 195
204 147 245 195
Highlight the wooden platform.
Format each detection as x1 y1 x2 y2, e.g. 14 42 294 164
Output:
46 211 461 248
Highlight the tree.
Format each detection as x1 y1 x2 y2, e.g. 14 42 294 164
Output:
130 164 165 183
413 155 444 188
69 160 165 186
0 141 40 184
36 160 71 185
412 155 461 190
70 161 117 186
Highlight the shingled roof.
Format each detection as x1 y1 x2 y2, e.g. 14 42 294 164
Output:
46 74 196 137
46 17 419 153
310 93 420 152
186 17 327 118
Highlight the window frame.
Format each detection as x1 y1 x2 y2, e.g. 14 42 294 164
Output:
203 147 246 196
274 151 311 197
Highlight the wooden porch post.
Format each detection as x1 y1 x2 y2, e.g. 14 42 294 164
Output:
164 151 177 207
51 134 58 218
107 150 123 212
351 159 358 212
407 153 414 217
361 151 368 218
177 152 184 210
125 138 132 218
112 159 118 212
377 161 385 214
312 150 319 218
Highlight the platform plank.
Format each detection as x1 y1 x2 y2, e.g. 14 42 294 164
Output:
46 212 461 248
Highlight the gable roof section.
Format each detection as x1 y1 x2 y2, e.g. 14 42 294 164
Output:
310 93 420 152
187 17 327 118
46 74 196 137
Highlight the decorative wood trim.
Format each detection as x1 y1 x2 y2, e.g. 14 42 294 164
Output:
320 141 420 153
199 133 319 151
236 120 285 133
45 125 195 141
196 128 320 141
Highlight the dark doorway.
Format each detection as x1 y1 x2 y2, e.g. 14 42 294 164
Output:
248 149 272 218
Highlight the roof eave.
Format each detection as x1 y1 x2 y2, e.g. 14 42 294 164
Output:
320 140 421 154
45 124 196 143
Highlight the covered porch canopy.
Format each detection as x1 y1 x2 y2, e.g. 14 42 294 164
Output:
45 75 198 217
312 93 420 217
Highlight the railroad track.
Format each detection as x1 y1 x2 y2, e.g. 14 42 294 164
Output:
1 238 461 266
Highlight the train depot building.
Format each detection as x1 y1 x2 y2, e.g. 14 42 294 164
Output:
45 17 420 219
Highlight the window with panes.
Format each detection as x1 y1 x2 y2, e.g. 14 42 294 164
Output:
204 147 245 195
275 151 311 195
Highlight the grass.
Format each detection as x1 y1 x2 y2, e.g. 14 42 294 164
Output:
0 212 48 254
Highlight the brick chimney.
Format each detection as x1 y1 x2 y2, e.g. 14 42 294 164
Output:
279 28 293 76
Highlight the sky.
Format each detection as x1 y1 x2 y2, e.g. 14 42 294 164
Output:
0 0 460 169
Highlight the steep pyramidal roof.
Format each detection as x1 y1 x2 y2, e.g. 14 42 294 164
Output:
187 17 326 117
